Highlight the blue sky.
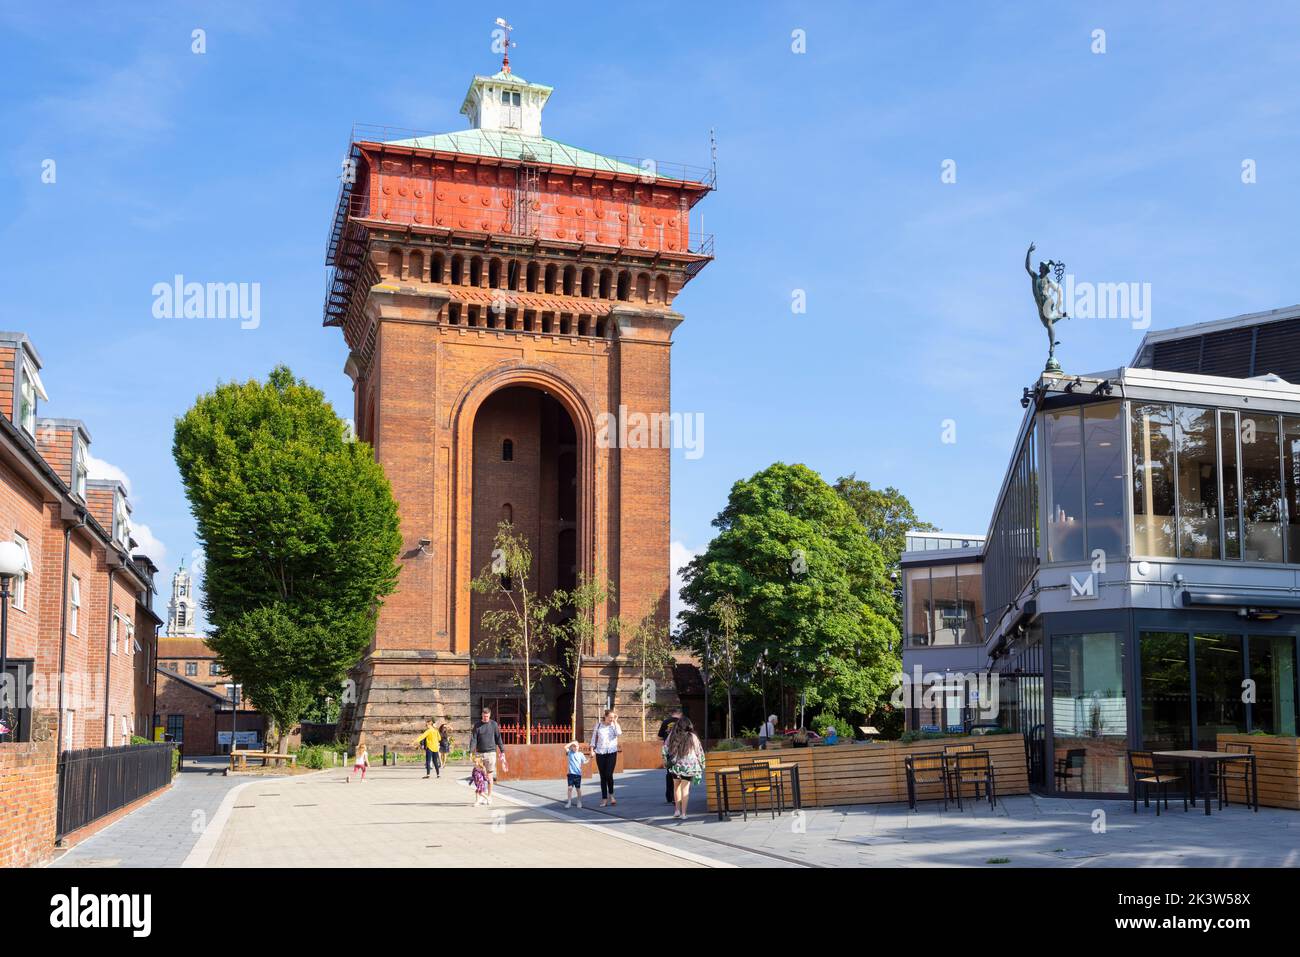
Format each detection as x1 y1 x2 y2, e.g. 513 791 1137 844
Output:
3 2 1300 626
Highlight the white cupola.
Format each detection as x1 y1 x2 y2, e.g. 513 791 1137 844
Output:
460 70 553 138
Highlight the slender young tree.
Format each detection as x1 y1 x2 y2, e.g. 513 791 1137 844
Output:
470 522 556 744
710 595 743 740
554 574 613 737
624 602 676 741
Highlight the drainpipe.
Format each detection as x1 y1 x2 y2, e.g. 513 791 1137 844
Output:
103 568 116 747
55 511 89 753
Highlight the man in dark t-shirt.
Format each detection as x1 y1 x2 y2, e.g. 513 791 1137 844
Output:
470 707 505 799
658 708 682 804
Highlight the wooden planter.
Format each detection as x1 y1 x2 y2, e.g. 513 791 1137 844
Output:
705 734 1029 811
1216 734 1300 809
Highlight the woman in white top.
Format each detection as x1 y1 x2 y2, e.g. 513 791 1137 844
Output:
759 714 778 750
590 710 623 806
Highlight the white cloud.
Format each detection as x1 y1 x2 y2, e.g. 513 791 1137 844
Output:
670 540 699 628
129 521 168 568
84 452 132 495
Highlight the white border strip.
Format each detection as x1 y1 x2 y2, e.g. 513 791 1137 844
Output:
182 779 256 868
485 781 736 868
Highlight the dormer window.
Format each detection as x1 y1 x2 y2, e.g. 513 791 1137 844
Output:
114 492 131 550
73 436 88 499
17 359 42 436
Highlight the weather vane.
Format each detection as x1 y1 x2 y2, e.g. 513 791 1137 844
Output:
495 17 516 74
1025 242 1069 373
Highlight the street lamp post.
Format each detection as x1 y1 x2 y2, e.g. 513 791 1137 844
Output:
0 540 27 742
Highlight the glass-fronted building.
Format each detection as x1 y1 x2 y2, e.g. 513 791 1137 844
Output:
900 533 986 732
976 306 1300 796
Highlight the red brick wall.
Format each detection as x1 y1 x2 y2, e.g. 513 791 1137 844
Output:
154 670 264 755
0 714 58 868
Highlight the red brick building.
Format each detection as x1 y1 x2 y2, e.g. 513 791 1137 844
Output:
0 331 164 865
325 59 712 746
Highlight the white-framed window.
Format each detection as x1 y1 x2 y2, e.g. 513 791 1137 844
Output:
209 662 220 676
73 436 88 499
17 359 40 436
185 661 197 677
12 534 31 610
111 609 119 654
69 575 81 634
121 714 131 744
114 493 130 550
127 621 137 655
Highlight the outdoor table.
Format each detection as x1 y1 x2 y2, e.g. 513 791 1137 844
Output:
1151 750 1257 816
711 762 803 821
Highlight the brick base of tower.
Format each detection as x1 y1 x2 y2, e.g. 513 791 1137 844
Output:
345 656 680 751
346 653 471 750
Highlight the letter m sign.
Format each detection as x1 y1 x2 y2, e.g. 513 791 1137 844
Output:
1069 573 1097 600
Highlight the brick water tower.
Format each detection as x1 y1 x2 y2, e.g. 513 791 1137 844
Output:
323 47 713 747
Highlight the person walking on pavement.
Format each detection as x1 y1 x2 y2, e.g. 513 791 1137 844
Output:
590 709 623 806
415 719 442 779
663 718 705 820
657 707 682 804
469 706 505 803
437 721 452 770
758 714 777 750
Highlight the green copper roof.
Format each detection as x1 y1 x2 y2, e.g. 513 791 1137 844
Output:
385 128 646 177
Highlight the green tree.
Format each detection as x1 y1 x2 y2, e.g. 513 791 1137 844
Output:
470 522 556 744
173 366 402 748
832 474 934 569
553 574 614 736
680 462 899 719
624 602 676 741
708 594 744 739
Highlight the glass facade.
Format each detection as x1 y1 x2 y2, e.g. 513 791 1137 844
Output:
1131 401 1176 557
1251 635 1299 736
983 425 1038 621
904 561 983 647
1043 401 1126 564
1050 632 1129 794
1140 631 1191 751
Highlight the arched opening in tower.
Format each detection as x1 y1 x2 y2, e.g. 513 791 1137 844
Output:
469 385 581 730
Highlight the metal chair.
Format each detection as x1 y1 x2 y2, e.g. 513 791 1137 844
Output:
952 750 998 809
905 751 949 811
1213 742 1257 811
1128 750 1186 815
737 762 777 821
943 742 978 799
1054 748 1086 792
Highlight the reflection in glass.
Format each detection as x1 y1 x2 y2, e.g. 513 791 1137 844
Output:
955 562 983 644
1284 417 1300 563
1220 410 1241 560
1045 409 1085 562
1250 635 1297 736
1176 406 1220 558
929 564 961 646
1131 402 1176 557
1140 632 1191 750
1193 634 1246 746
1241 414 1283 562
905 566 931 647
1051 632 1128 793
1083 402 1125 561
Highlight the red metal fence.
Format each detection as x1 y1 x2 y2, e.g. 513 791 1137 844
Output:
499 724 573 745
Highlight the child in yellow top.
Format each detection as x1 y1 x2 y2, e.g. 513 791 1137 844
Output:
415 720 442 779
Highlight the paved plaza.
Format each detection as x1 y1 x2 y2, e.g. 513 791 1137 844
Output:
45 758 1300 869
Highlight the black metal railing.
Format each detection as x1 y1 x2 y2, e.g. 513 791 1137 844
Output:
56 743 175 841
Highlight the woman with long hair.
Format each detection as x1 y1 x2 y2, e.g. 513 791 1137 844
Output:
589 709 622 806
662 717 705 820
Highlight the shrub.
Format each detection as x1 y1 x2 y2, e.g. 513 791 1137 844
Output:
899 729 953 744
811 712 854 741
711 738 752 752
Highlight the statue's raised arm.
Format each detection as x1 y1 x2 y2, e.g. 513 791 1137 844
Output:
1025 242 1037 277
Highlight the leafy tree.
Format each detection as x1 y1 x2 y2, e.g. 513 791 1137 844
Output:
833 474 934 636
832 474 934 569
708 595 744 739
470 522 556 743
173 366 402 748
680 462 899 719
624 602 676 741
553 574 613 735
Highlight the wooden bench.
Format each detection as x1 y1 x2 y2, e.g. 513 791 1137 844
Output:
229 749 297 771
